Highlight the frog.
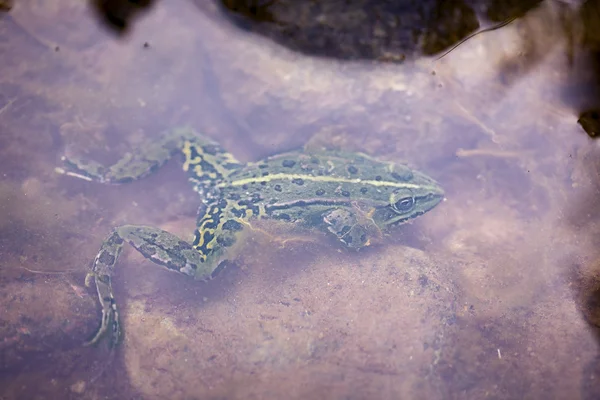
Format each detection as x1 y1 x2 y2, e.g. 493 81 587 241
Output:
57 126 445 346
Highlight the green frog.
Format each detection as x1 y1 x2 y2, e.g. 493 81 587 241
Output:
57 127 444 346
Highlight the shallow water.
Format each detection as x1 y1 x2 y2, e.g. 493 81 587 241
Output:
1 0 600 399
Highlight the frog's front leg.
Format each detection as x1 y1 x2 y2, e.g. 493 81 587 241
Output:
86 225 216 346
322 208 378 249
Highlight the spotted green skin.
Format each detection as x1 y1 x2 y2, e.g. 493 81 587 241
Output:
58 127 444 346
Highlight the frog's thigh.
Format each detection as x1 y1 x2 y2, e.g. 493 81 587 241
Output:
87 225 207 345
115 225 207 277
322 209 370 249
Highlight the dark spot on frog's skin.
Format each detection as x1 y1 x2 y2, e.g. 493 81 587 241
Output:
274 184 282 192
116 176 134 184
251 193 262 203
235 203 259 216
242 184 248 190
248 204 260 216
292 178 304 185
360 187 368 194
341 190 351 197
391 171 412 181
375 175 382 181
261 181 267 185
108 234 124 246
177 240 193 251
211 261 228 278
217 234 236 247
166 261 181 271
262 171 269 176
360 234 367 243
229 193 241 201
149 163 161 174
347 165 358 174
231 208 245 218
418 275 428 287
201 145 219 155
224 163 242 170
258 164 269 169
282 160 296 168
199 160 220 176
139 244 157 256
189 145 202 160
310 157 320 164
97 251 115 266
276 213 291 221
316 189 325 196
222 220 243 231
201 231 215 246
201 218 219 232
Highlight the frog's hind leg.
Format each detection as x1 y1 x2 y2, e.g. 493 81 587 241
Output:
86 224 213 346
57 126 242 186
85 230 124 346
178 130 243 198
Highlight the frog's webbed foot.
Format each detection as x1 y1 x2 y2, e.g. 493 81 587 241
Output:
85 225 212 347
322 208 373 249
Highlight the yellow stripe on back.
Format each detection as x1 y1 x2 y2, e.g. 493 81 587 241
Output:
223 173 424 190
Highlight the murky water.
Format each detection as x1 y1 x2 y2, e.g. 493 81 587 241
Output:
1 0 600 399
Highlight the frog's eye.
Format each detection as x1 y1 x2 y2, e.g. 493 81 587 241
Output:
390 188 415 214
393 197 415 213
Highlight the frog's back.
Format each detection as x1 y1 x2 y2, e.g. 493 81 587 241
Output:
231 150 410 181
220 150 439 208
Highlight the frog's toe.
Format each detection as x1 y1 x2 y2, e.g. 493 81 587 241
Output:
84 272 94 287
57 155 107 182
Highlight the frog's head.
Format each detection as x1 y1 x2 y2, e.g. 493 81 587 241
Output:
371 170 445 228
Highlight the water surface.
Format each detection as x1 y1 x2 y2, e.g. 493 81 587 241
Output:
1 1 599 399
